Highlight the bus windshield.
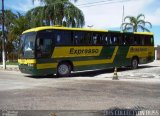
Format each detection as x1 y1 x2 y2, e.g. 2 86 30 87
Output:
19 32 36 58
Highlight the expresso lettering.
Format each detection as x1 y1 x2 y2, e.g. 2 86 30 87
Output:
70 48 99 55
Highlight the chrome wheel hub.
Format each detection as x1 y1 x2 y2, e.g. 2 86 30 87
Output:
58 64 69 75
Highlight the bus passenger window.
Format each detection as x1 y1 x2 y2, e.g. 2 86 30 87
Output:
144 35 154 46
96 34 102 45
104 36 109 45
37 38 52 58
56 35 61 44
124 36 128 45
134 35 141 45
142 37 145 45
93 36 97 45
37 38 43 50
84 32 92 45
110 35 119 45
74 34 82 45
123 35 133 45
73 31 85 45
134 39 137 45
113 36 118 45
54 30 72 45
92 33 103 45
74 35 79 45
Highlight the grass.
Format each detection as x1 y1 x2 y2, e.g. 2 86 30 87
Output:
0 61 18 65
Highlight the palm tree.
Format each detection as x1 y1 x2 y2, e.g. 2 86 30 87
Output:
32 0 78 4
0 10 17 56
0 11 29 57
0 10 17 37
28 0 85 27
9 12 29 41
121 14 152 32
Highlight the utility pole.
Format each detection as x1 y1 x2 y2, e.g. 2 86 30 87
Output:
121 5 124 31
2 0 6 69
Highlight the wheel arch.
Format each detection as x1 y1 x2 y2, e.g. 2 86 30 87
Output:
132 56 139 63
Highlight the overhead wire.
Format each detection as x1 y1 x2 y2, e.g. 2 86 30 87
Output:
75 0 138 8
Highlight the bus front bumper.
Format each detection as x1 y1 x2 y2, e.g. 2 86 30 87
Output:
19 64 56 76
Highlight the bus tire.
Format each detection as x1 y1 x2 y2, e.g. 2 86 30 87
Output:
57 62 71 77
131 57 138 69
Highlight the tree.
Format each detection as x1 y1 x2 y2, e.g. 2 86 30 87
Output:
9 12 30 53
0 11 29 60
0 10 17 41
0 10 17 57
27 0 85 27
121 14 152 32
9 12 29 41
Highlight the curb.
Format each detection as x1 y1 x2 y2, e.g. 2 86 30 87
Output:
0 65 19 71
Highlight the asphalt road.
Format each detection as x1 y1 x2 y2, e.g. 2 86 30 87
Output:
0 61 160 114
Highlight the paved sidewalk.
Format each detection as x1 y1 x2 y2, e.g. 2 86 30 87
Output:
0 65 19 71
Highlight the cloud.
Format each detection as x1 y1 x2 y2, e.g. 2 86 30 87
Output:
4 0 160 28
146 8 160 25
75 0 159 29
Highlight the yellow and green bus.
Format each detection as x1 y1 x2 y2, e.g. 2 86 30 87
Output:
18 26 154 77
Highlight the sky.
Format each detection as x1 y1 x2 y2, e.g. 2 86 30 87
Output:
1 0 160 46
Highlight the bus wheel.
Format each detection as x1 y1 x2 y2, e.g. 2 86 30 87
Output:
131 58 138 69
57 63 71 77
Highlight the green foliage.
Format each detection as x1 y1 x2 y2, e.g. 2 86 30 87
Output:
9 13 29 41
28 0 85 27
121 14 152 32
0 11 29 59
0 10 17 33
6 41 14 54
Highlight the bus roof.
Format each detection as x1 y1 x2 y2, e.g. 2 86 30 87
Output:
22 26 108 34
133 32 154 35
22 26 154 35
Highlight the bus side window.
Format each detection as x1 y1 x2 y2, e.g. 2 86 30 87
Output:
122 34 133 45
134 35 138 45
134 35 141 45
85 32 92 45
151 36 154 45
74 35 79 45
144 35 153 46
141 35 145 45
114 36 118 45
108 35 112 45
73 31 85 45
110 34 119 45
124 35 128 45
92 33 98 45
104 35 109 45
97 33 102 45
55 30 72 45
130 36 134 45
93 35 97 45
56 35 61 44
92 33 103 45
